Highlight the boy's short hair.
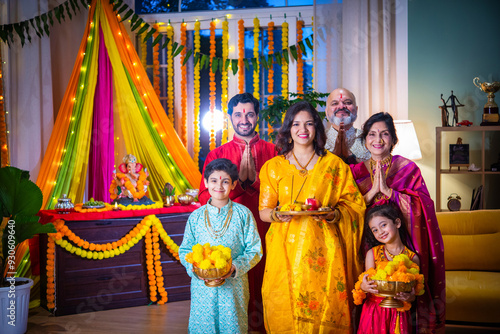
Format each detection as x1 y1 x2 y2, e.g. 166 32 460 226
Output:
227 93 260 116
204 158 239 182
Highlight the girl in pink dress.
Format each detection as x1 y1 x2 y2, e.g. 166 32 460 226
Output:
358 204 420 334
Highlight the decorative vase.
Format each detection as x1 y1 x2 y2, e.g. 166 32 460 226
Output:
163 195 175 207
0 277 33 334
54 194 75 214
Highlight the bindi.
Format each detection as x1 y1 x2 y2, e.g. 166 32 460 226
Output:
340 93 343 99
243 109 246 114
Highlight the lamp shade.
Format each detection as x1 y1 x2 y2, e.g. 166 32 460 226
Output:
392 120 422 160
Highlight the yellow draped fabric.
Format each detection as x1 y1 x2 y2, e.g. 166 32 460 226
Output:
259 152 365 333
101 2 200 188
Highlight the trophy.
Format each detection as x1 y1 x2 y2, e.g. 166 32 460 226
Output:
473 77 500 125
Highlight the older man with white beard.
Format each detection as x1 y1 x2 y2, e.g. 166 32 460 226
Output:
324 88 370 164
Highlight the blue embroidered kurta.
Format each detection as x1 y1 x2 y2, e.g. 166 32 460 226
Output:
179 199 263 334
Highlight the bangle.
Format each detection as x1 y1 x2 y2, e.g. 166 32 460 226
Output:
270 208 279 222
325 209 340 224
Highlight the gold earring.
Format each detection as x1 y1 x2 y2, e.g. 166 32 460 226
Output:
288 138 292 144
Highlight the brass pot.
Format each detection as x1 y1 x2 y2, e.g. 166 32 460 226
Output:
373 280 416 308
177 194 194 205
163 195 176 207
193 259 232 287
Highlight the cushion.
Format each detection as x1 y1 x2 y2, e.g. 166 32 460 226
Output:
437 211 500 271
446 271 500 323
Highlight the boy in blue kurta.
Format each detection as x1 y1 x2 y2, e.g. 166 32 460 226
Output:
179 158 263 334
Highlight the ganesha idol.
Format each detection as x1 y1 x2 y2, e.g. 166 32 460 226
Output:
109 154 155 206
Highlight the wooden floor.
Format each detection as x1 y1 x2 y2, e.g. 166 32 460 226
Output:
27 301 500 334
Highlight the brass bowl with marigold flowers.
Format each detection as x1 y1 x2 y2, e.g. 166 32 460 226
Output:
193 259 232 287
373 280 416 308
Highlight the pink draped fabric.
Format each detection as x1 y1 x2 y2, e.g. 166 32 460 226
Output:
351 155 446 334
89 27 114 202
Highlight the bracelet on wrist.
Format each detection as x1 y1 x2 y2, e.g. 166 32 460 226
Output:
325 208 340 224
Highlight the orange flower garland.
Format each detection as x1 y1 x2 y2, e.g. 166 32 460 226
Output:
180 22 188 147
296 20 304 95
0 47 9 167
152 24 160 98
109 170 148 200
238 19 245 94
267 21 275 138
221 19 229 145
209 20 217 151
46 237 56 309
140 26 148 70
46 215 180 310
166 23 175 125
193 20 201 165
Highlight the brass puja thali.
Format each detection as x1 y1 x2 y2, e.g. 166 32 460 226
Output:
278 206 333 216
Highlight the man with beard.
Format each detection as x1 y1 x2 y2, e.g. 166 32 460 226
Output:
199 93 276 333
324 88 370 164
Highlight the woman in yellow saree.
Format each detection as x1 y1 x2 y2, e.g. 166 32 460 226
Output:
259 101 366 333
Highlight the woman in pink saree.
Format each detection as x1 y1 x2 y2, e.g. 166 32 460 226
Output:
350 112 445 334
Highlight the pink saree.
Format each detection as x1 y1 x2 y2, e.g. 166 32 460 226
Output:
351 155 445 334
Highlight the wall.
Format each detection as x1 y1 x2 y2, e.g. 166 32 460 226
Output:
408 0 500 210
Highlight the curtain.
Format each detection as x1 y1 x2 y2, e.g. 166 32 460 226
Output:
314 0 408 124
1 0 55 179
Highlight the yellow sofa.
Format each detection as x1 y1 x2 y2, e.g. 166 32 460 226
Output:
436 210 500 324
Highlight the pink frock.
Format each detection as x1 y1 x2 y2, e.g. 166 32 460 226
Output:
358 245 416 334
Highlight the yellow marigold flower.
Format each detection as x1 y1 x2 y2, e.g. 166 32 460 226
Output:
371 269 387 280
193 252 204 264
192 243 203 254
215 257 227 269
210 250 222 261
198 259 212 270
221 247 231 260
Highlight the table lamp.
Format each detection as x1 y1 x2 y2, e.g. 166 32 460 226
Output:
392 120 422 160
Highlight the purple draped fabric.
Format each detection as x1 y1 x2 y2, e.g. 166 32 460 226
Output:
88 27 114 202
351 155 446 334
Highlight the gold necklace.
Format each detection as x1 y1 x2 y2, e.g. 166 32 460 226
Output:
384 245 404 258
204 204 233 239
292 151 316 176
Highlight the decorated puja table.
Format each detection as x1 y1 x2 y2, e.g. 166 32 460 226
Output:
38 204 199 316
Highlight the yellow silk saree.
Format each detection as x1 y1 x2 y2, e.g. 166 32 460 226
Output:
259 152 365 333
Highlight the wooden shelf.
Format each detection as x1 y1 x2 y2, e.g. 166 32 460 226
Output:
436 126 500 211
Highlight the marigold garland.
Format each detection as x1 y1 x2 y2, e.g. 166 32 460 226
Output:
0 46 9 167
221 20 229 145
267 21 275 138
152 24 160 98
193 20 201 166
109 171 148 200
180 22 188 147
281 21 289 100
166 24 175 125
46 237 56 309
296 20 304 95
45 215 180 310
237 19 245 94
140 26 148 70
209 20 217 151
252 17 260 101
